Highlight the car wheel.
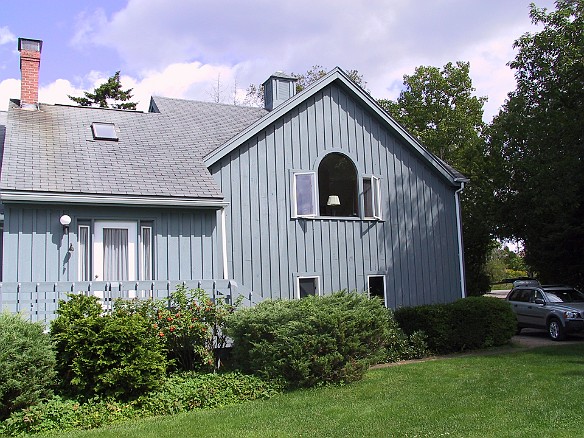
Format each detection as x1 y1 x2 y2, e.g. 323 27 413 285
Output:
548 318 565 341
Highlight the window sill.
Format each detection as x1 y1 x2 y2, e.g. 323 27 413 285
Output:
294 216 384 222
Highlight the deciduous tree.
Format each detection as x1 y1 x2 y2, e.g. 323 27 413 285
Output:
379 62 493 295
489 0 584 286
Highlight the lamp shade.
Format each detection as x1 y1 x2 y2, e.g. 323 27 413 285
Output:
59 214 72 227
327 195 341 206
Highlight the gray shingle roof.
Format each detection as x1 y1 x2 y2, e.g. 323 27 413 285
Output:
0 98 266 201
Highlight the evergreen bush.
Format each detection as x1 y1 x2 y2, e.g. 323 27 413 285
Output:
226 291 391 388
0 312 56 420
51 294 167 400
394 296 516 354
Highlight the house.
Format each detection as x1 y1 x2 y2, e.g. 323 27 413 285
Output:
0 38 467 320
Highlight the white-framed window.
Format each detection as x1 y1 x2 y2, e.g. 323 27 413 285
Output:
363 176 382 219
296 276 320 299
140 224 153 281
78 224 91 281
318 153 358 217
292 171 317 217
93 221 137 281
367 275 386 306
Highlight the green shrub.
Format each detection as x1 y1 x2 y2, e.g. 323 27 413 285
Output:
1 372 281 436
0 312 56 420
51 294 168 400
226 291 391 388
384 320 431 362
115 285 240 372
133 371 282 415
394 296 516 354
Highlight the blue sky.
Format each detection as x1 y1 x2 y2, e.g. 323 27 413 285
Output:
0 0 556 120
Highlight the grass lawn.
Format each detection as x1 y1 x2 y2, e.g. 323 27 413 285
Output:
42 344 584 438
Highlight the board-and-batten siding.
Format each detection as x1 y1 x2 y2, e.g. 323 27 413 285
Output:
211 83 462 307
2 205 219 282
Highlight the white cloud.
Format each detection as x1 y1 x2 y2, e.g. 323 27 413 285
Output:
0 26 16 45
0 78 20 109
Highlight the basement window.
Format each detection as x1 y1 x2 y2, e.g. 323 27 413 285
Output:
91 122 118 141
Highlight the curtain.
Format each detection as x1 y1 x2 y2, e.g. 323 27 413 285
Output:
78 226 90 281
103 228 129 281
141 227 152 280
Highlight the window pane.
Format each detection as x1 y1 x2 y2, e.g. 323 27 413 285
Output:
363 178 373 217
299 277 317 298
103 228 129 281
295 173 315 216
141 226 152 281
318 153 358 216
78 226 90 281
91 122 118 140
368 276 385 306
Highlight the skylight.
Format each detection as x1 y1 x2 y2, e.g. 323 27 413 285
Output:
91 122 118 141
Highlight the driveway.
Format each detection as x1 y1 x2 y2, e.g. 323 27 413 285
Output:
513 328 584 348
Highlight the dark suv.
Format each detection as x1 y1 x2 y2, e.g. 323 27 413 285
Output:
506 280 584 341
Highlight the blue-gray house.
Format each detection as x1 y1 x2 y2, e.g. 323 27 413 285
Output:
0 38 467 319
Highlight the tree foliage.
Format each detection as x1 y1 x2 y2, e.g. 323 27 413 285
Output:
379 61 493 295
68 71 137 110
489 0 584 286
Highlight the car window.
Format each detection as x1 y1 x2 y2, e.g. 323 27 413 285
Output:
509 289 532 302
544 289 584 303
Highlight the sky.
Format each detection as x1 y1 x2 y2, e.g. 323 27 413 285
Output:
0 0 556 121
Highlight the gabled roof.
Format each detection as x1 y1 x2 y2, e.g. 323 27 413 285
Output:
149 96 267 157
204 67 467 186
0 101 223 206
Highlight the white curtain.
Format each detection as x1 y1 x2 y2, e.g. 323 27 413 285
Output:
141 227 152 280
103 228 129 281
78 227 90 281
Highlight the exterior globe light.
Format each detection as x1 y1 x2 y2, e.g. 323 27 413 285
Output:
60 214 72 235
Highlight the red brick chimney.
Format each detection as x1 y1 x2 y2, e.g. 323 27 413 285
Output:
18 38 43 109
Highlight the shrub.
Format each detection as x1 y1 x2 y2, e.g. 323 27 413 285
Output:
1 373 281 436
51 294 168 400
115 285 240 372
394 296 516 354
384 311 430 362
226 291 391 388
0 312 56 420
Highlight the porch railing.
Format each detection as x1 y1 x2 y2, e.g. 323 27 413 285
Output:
0 279 259 325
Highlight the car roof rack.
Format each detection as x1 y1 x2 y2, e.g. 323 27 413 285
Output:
512 279 541 288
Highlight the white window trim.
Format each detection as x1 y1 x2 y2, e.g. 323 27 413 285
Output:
296 275 321 299
93 221 137 281
291 171 317 218
139 225 153 281
363 175 382 220
367 274 386 305
78 224 91 281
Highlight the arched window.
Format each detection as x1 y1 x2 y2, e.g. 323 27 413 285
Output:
318 153 358 216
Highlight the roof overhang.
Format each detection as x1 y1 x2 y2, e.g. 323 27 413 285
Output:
204 67 465 187
0 191 229 208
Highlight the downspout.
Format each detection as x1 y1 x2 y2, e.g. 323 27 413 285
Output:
221 207 228 280
455 182 466 298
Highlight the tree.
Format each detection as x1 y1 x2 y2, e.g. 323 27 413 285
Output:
489 1 584 287
379 62 494 295
68 71 137 110
244 65 368 107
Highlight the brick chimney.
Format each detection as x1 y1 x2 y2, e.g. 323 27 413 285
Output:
18 38 43 109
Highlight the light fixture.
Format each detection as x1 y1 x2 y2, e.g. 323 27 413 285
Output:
327 195 341 206
60 214 72 235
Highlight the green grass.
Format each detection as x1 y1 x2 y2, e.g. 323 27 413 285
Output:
41 344 584 438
